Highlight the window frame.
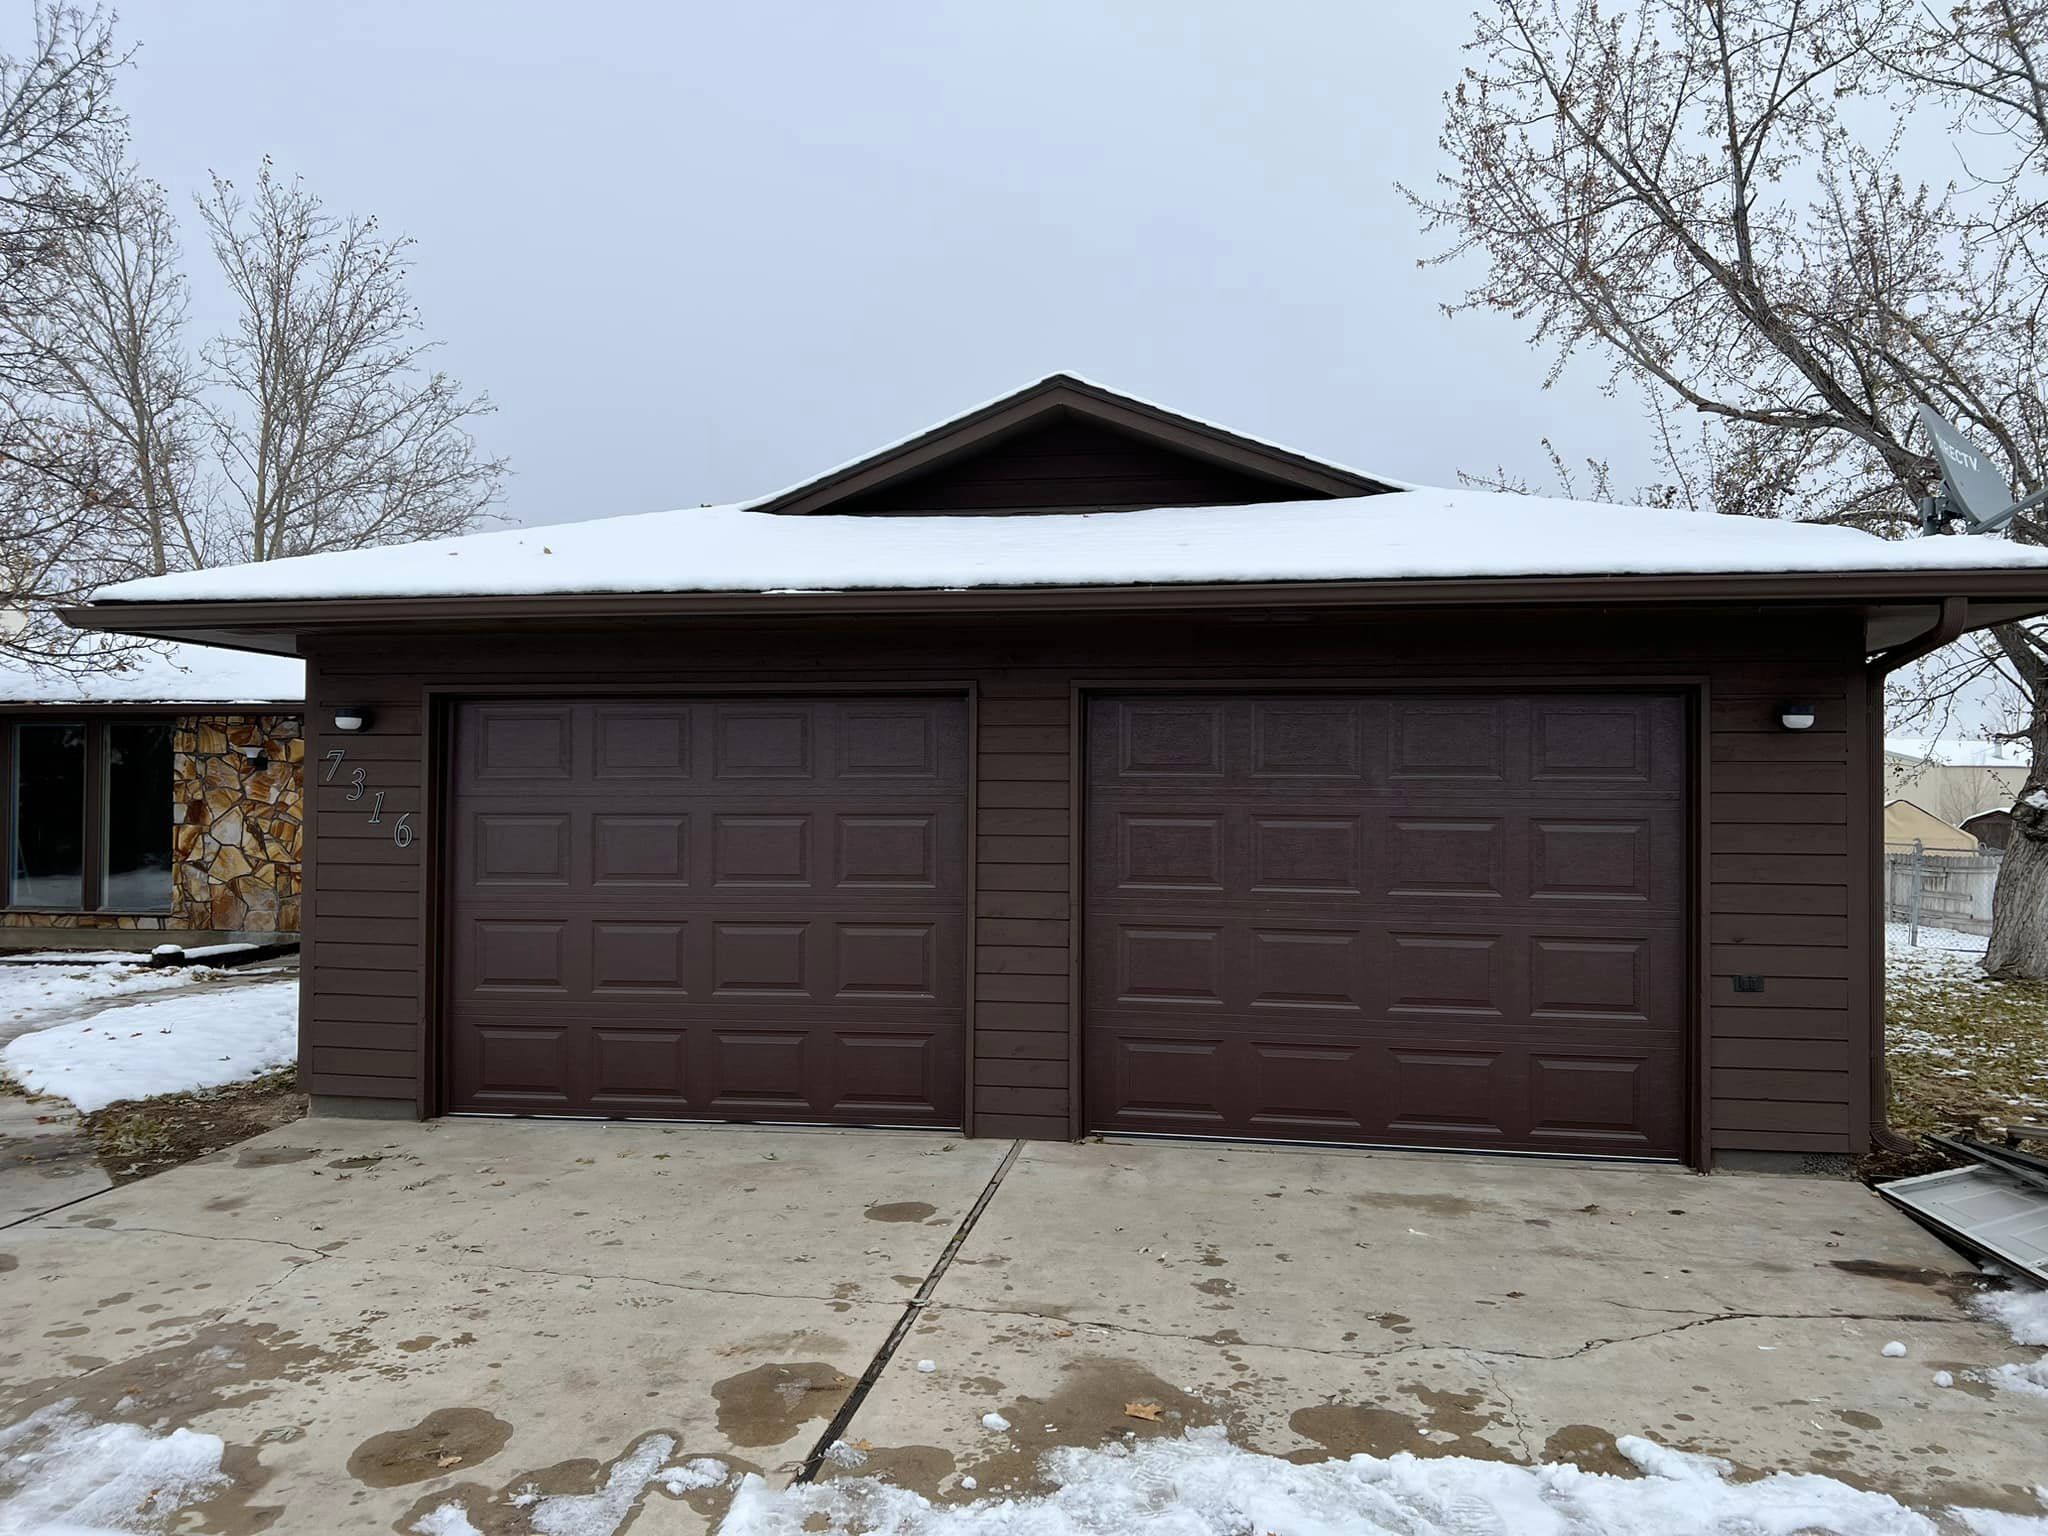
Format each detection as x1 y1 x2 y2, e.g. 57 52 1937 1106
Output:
1 710 178 914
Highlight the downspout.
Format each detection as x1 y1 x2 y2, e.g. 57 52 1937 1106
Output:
1863 595 1969 1155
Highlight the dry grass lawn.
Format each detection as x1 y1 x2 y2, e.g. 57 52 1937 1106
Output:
1883 924 2048 1172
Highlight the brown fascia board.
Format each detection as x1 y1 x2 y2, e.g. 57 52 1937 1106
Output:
57 567 2048 646
748 374 1395 514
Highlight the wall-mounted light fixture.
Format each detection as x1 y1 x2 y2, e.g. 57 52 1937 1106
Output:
236 742 270 771
1779 701 1817 731
332 706 371 734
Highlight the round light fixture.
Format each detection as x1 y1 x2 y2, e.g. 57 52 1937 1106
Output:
1779 702 1817 731
332 706 370 733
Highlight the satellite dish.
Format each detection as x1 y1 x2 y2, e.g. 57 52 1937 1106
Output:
1915 403 2048 535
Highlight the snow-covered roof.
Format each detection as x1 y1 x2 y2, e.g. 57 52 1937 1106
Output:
86 490 2048 607
1884 736 2031 768
0 641 302 706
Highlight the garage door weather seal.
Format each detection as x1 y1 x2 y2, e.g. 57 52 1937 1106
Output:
796 1138 1024 1482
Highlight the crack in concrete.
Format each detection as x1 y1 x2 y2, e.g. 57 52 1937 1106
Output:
919 1298 1966 1366
1475 1354 1537 1461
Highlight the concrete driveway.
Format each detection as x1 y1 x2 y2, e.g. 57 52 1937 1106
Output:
0 1121 2043 1533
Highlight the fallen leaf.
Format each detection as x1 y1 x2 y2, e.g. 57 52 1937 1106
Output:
1052 1328 1074 1338
435 1453 462 1468
1123 1402 1162 1422
850 1438 873 1451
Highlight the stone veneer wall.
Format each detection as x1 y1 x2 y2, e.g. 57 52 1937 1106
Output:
171 714 303 933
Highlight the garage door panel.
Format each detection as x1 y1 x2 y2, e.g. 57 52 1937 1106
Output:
447 697 967 1124
1087 693 1688 1156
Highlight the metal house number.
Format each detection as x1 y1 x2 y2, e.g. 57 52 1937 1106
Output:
321 746 420 849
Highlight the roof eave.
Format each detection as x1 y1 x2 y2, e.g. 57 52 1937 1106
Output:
59 567 2048 645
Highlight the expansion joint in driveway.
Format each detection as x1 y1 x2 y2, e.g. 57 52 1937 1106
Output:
796 1138 1024 1482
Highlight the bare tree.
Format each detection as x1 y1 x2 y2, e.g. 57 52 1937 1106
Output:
0 3 132 668
197 161 505 562
1409 0 2048 977
23 138 207 577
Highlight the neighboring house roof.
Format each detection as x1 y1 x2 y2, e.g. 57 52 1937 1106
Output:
0 641 303 707
1884 736 2031 768
1962 807 2013 830
1883 798 1979 852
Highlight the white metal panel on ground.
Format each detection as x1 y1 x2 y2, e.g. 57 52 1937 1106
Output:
1880 1164 2048 1282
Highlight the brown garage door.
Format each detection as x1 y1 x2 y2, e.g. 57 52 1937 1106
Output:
445 697 966 1124
1086 693 1688 1156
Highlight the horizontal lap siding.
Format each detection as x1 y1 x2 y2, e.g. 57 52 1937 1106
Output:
300 611 1873 1158
973 689 1073 1139
301 653 428 1104
1706 677 1867 1154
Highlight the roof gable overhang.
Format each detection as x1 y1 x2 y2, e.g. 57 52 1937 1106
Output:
747 373 1397 515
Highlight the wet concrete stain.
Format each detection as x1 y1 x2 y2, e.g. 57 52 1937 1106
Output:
960 1357 1236 1497
396 1431 763 1536
0 1254 15 1273
865 1201 936 1224
1541 1424 1636 1476
1193 1277 1233 1297
1838 1409 1884 1431
710 1361 855 1447
348 1407 513 1487
328 1154 385 1170
1351 1191 1492 1218
818 1442 958 1497
205 1195 248 1212
1829 1258 1983 1305
1290 1384 1516 1463
235 1146 317 1168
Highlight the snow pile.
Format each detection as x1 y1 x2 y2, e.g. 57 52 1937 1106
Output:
0 1399 228 1532
0 639 300 704
0 978 297 1112
0 962 194 1039
716 1426 2048 1534
1975 1288 2048 1400
90 489 2048 609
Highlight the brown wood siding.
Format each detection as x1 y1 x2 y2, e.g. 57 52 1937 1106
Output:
826 414 1316 515
299 607 1874 1160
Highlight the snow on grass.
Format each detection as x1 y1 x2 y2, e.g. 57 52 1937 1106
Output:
0 1399 227 1532
0 978 297 1112
1884 925 2048 1136
0 960 196 1039
716 1426 2048 1535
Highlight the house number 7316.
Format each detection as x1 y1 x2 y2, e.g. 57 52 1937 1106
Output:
320 745 417 848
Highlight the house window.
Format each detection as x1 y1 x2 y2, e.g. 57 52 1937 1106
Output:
5 718 175 912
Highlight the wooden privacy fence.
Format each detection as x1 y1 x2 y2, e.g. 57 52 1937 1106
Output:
1884 843 2003 937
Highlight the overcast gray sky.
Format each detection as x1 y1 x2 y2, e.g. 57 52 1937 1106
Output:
107 1 1667 528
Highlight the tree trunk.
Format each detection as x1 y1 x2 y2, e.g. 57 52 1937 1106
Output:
1984 780 2048 977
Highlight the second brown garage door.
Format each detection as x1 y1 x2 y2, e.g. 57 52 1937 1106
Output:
1086 693 1689 1156
445 697 966 1124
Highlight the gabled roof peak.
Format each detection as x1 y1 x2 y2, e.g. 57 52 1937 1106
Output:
746 372 1405 516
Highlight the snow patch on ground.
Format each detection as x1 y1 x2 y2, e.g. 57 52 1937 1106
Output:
0 1399 228 1533
0 978 297 1111
1975 1288 2048 1400
0 961 196 1042
716 1426 2048 1534
411 1440 734 1536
